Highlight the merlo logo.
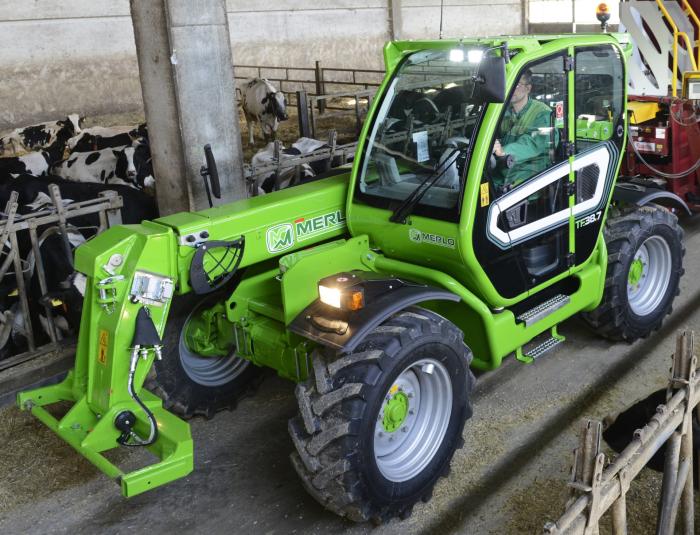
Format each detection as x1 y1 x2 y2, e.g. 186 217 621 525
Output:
266 223 294 253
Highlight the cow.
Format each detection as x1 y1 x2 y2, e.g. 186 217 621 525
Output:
0 151 54 178
0 174 158 230
250 142 314 195
603 388 700 484
52 139 154 190
241 78 288 145
0 114 82 158
67 123 148 152
291 137 353 175
0 174 158 360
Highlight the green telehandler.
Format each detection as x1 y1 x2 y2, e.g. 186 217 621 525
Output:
18 32 686 523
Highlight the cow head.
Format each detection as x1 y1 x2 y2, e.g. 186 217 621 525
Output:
114 147 137 185
67 114 83 136
114 140 154 189
263 91 288 122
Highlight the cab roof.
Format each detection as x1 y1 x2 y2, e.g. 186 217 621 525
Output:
384 33 630 70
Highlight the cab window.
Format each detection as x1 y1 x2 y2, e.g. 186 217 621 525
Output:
355 48 489 222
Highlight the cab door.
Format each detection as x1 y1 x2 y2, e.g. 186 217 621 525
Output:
474 52 575 299
571 44 626 264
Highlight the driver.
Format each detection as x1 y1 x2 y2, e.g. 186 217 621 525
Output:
492 69 555 192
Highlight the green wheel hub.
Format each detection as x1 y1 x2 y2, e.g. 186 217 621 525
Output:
382 391 409 433
628 257 644 286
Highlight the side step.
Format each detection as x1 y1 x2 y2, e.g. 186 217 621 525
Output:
516 327 565 364
516 294 570 327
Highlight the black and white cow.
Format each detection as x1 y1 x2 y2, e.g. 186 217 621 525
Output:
250 142 314 195
0 174 159 358
0 114 82 158
0 174 158 228
291 137 352 174
241 78 288 145
67 123 148 152
52 139 154 190
0 149 60 179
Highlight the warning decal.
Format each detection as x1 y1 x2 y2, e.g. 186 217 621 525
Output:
98 330 108 365
480 182 490 207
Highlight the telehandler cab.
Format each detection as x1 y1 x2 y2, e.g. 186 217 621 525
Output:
18 32 685 523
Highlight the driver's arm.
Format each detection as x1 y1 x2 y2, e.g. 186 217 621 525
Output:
501 109 552 163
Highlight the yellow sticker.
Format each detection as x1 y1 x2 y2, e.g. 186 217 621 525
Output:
98 329 108 365
480 182 490 207
389 384 399 395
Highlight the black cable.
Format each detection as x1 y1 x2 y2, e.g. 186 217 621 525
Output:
117 348 158 447
628 126 700 179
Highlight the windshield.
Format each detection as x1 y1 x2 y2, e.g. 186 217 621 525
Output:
356 48 487 221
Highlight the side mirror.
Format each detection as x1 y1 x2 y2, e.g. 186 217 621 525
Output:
476 56 506 103
200 144 222 208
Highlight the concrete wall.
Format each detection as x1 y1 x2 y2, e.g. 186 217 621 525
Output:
0 0 523 130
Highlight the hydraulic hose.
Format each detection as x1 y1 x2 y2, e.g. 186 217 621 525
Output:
117 346 159 447
117 306 163 447
628 126 700 179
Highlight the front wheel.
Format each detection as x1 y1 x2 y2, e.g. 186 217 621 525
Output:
289 308 475 523
582 205 685 342
146 292 262 418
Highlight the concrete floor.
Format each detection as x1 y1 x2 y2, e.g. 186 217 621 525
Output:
1 216 699 535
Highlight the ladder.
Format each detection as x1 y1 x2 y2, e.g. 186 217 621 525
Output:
620 0 700 97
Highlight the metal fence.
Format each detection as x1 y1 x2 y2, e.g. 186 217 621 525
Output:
244 130 357 195
235 61 383 142
544 330 698 535
0 185 124 372
234 60 385 103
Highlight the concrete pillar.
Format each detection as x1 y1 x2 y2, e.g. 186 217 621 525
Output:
388 0 403 41
521 0 529 35
131 0 245 215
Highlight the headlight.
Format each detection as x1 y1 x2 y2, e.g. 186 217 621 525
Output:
318 285 342 309
318 275 365 311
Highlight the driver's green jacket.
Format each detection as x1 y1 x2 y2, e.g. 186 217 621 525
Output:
494 98 556 190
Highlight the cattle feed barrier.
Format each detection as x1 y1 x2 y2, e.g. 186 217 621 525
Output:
543 330 698 535
245 111 479 193
0 184 124 372
244 130 358 195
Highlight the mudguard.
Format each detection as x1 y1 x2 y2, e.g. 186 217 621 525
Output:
614 181 692 215
289 279 460 353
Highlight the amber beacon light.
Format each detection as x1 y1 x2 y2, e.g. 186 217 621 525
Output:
596 3 611 31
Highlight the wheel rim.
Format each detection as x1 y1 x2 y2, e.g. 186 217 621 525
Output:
373 358 453 482
627 235 672 317
179 307 250 388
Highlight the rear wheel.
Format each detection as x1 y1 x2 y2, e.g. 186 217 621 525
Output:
289 307 475 523
146 292 261 418
582 205 684 342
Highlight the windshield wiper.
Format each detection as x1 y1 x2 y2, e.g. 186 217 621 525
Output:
389 147 464 224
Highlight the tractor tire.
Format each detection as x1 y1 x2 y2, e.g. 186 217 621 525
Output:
289 307 475 523
146 292 262 419
582 205 684 342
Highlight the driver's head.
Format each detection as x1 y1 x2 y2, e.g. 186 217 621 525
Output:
511 69 533 108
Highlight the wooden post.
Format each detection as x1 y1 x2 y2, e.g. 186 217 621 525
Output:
327 130 337 172
315 60 326 114
297 90 311 138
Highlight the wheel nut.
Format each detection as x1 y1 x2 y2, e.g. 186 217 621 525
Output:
401 426 408 433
